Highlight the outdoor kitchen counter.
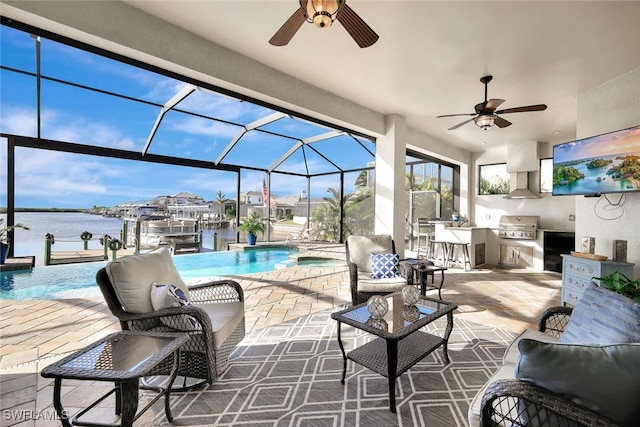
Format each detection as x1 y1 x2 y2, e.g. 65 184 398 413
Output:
433 224 489 268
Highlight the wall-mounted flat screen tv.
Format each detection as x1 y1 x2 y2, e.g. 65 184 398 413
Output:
552 124 640 196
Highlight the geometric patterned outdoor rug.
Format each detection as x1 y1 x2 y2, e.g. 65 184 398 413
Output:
153 308 517 427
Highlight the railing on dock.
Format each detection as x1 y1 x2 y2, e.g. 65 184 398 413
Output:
43 232 126 266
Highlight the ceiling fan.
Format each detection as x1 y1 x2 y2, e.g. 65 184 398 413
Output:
269 0 379 48
437 75 548 130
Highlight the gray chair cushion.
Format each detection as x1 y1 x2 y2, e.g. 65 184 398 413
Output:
347 234 393 273
515 338 640 426
198 301 244 349
105 248 188 314
559 283 640 344
356 272 407 292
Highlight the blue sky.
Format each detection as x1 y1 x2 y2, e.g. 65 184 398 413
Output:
1 25 377 208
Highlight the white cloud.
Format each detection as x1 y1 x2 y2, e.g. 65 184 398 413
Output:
1 106 38 136
168 115 241 139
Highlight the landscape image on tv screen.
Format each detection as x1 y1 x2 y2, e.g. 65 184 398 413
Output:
553 125 640 196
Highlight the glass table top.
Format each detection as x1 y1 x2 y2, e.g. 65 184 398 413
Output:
337 293 455 334
62 334 178 372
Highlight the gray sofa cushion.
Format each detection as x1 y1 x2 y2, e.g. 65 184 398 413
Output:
467 329 560 426
559 283 640 344
515 338 640 426
467 364 516 427
501 329 559 366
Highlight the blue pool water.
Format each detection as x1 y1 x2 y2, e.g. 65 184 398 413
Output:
0 248 299 300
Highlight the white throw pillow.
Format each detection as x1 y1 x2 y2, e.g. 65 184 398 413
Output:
150 282 200 330
151 282 191 310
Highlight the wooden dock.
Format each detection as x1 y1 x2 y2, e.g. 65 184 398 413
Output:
0 256 36 272
48 250 107 265
6 245 203 269
47 248 137 265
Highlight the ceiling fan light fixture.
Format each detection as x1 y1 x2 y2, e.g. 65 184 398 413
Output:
306 0 342 28
474 114 495 130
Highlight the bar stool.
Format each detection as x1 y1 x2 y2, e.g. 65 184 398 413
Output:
445 242 471 271
415 218 433 259
427 239 449 267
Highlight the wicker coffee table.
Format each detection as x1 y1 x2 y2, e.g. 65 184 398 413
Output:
331 293 457 412
41 330 188 427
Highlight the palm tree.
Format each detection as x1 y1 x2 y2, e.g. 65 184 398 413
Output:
355 170 369 189
215 190 229 226
312 188 350 242
311 179 375 241
405 173 438 191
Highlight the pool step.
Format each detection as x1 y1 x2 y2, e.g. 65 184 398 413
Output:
274 261 296 270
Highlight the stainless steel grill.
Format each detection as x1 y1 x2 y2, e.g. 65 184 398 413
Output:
498 215 539 240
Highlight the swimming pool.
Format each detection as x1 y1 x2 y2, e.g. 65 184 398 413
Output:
0 247 300 300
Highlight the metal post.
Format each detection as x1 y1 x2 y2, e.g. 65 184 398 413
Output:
213 232 218 251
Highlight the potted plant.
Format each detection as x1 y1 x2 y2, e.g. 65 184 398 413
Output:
0 219 30 264
238 212 265 245
593 270 640 303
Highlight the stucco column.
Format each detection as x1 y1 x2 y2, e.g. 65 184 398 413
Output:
375 114 407 256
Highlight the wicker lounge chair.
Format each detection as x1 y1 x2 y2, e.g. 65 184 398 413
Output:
345 234 414 305
96 247 245 389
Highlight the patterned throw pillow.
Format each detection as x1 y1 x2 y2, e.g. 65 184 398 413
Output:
559 284 640 344
150 283 200 330
371 253 399 278
151 283 191 309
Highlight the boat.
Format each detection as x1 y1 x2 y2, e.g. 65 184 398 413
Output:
122 211 201 254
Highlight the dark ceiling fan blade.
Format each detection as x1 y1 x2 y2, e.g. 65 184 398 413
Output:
474 102 486 114
494 116 512 128
336 4 379 48
495 104 548 114
269 7 306 46
448 117 475 130
436 113 476 118
484 99 505 112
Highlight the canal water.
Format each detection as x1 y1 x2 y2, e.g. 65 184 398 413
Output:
1 212 240 266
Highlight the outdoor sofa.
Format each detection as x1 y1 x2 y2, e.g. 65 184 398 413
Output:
469 283 640 427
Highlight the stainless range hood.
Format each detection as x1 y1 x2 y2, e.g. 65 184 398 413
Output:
504 142 540 199
504 172 540 199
